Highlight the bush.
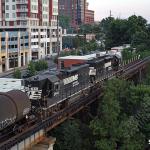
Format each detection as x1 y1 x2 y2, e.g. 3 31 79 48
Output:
27 61 36 77
27 60 48 77
13 69 21 79
34 60 48 71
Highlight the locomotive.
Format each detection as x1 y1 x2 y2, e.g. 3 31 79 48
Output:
0 53 121 132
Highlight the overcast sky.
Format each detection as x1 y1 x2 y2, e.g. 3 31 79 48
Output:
87 0 150 22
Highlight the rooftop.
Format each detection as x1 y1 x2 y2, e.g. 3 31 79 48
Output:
58 52 107 60
0 78 24 92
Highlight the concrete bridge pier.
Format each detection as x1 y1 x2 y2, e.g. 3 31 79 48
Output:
139 69 142 83
31 137 56 150
131 67 146 84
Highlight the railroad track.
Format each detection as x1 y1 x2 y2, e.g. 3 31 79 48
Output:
0 86 101 150
0 57 150 150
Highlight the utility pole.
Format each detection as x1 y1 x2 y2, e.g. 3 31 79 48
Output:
110 10 112 18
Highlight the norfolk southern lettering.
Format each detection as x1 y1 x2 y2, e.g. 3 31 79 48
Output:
63 74 79 85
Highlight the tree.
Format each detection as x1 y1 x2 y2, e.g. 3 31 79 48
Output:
100 15 150 50
27 61 36 77
13 69 21 79
34 60 48 71
53 120 82 150
90 79 146 150
59 15 71 29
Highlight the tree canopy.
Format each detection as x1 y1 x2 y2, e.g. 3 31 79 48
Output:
90 79 150 150
99 15 150 50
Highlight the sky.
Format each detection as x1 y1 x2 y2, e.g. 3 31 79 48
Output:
87 0 150 22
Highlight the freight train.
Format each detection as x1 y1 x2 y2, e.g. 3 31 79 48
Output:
0 53 121 133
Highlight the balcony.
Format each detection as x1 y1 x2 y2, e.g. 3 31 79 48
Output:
16 0 28 4
17 16 28 20
16 8 28 12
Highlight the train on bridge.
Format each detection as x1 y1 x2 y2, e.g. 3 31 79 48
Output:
0 53 121 137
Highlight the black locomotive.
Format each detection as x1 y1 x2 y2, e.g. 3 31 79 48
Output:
0 53 121 132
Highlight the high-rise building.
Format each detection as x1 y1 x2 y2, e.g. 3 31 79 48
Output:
84 2 94 25
0 0 62 73
0 0 58 27
59 0 86 28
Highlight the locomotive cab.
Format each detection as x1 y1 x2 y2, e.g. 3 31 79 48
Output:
104 55 113 71
23 74 60 107
112 55 121 71
46 75 60 97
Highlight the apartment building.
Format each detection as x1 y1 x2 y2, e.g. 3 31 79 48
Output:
0 30 30 72
0 0 62 73
59 0 86 28
84 2 94 25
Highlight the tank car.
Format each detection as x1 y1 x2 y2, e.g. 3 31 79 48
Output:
0 90 31 131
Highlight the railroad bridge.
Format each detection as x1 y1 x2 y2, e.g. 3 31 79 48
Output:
0 56 150 150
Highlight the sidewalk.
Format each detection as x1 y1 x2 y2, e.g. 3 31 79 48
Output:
0 59 56 78
0 66 27 78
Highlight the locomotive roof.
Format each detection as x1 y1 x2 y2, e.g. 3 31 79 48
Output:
88 58 104 64
0 78 24 92
26 74 59 83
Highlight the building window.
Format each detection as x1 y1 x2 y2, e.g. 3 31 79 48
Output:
12 13 16 18
1 45 6 50
6 5 9 10
6 13 9 18
12 5 16 10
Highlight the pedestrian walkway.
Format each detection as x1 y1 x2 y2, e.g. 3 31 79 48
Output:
0 66 27 78
0 58 56 78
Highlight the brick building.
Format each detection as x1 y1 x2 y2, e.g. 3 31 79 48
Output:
59 0 86 28
84 2 94 24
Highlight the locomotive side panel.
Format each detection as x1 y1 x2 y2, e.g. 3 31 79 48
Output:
61 64 89 97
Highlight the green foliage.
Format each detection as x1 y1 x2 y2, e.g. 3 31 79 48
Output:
59 15 70 29
53 120 82 150
73 35 85 48
142 66 150 85
13 68 21 79
90 79 148 150
100 15 150 50
27 61 36 77
27 60 48 77
34 60 48 71
138 50 150 59
122 48 134 60
79 24 94 34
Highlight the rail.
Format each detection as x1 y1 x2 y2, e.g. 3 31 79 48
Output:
0 56 150 149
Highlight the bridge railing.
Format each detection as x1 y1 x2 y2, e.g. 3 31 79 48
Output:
122 55 140 66
1 56 150 150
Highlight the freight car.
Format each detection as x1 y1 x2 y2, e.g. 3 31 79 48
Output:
0 90 31 131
